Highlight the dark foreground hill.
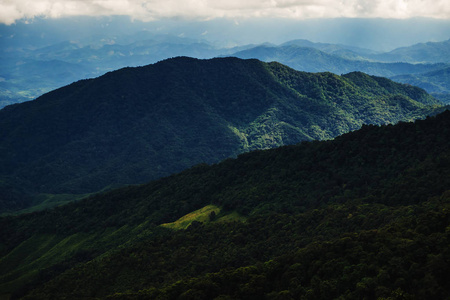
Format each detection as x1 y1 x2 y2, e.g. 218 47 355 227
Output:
1 109 450 299
0 57 442 213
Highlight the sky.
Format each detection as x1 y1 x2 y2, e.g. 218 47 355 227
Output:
1 0 450 25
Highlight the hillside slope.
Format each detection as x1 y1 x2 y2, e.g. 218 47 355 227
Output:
1 110 450 299
0 57 442 213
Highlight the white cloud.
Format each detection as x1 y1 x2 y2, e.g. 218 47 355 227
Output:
0 0 449 25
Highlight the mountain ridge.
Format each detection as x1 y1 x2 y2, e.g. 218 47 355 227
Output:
373 38 450 63
2 36 450 108
0 57 442 213
229 44 448 77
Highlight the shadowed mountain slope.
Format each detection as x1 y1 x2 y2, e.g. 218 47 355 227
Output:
1 110 450 299
0 57 442 213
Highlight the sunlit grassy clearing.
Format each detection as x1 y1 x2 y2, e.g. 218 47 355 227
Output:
161 205 246 230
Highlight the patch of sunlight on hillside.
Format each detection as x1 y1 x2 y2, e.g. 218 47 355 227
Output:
161 205 246 230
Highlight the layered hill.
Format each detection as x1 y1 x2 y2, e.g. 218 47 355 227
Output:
0 57 442 213
0 35 247 108
392 66 450 103
228 41 450 102
279 38 450 64
3 36 449 108
372 39 450 63
229 44 448 77
1 109 450 299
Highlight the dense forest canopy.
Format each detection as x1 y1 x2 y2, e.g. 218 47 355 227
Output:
0 57 443 214
1 109 450 299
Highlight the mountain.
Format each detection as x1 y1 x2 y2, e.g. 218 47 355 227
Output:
1 108 450 299
228 43 450 103
391 66 450 103
2 34 449 108
371 39 450 63
0 57 442 214
280 39 380 59
0 38 222 107
0 36 257 108
280 39 450 64
229 44 448 77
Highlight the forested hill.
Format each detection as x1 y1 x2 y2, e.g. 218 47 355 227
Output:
1 110 450 299
0 56 442 213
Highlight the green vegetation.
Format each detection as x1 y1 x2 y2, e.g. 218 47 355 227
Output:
161 205 222 230
0 57 442 213
230 42 450 101
1 109 450 299
161 205 246 230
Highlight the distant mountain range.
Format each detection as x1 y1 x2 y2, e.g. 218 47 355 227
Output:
0 57 442 214
391 66 450 103
227 40 450 102
2 103 450 299
1 35 450 108
370 39 450 63
279 39 380 58
229 44 446 77
281 39 450 64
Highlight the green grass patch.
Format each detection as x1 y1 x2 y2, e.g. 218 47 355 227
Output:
161 205 222 230
161 205 246 230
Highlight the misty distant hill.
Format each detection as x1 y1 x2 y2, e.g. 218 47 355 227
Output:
280 39 380 59
391 66 450 103
228 44 446 77
0 58 92 107
2 30 450 108
0 57 442 213
371 39 450 63
279 38 450 64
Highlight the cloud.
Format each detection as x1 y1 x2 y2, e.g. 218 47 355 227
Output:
1 0 449 25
